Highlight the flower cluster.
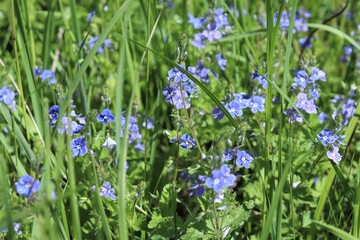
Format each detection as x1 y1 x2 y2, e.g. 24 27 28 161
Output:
1 222 22 235
189 8 232 48
284 67 327 122
317 129 345 164
34 68 56 85
162 65 198 109
222 148 254 168
274 9 311 33
213 92 265 120
205 164 236 193
88 36 112 54
0 85 17 110
99 182 116 200
120 114 149 152
58 110 86 135
170 133 196 151
15 174 41 198
330 95 357 126
180 172 206 197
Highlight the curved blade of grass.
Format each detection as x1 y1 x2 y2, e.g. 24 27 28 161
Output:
312 220 358 240
305 23 360 50
52 0 132 139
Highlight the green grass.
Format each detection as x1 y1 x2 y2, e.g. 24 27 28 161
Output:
0 0 359 239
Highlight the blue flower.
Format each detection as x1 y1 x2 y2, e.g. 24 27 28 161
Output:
222 149 233 161
97 109 115 124
70 137 88 157
212 107 225 120
102 137 117 150
179 134 196 150
318 112 329 123
205 164 236 192
88 36 112 53
188 13 207 29
251 71 268 89
274 11 289 29
48 105 60 126
284 108 303 123
168 66 188 83
15 174 41 198
250 96 265 113
236 150 253 168
296 93 317 114
216 53 227 70
189 175 206 197
39 69 56 85
58 116 84 135
226 100 243 118
0 85 17 110
317 129 339 146
327 145 342 164
292 70 308 90
99 182 116 200
87 10 96 23
214 9 229 28
1 222 22 235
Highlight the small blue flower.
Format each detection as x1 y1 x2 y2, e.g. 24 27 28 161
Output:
168 66 188 83
48 105 60 125
39 69 56 85
15 174 41 198
213 107 225 120
296 93 317 114
87 10 96 23
70 137 88 157
202 23 222 42
179 134 196 150
216 53 227 70
284 108 303 123
0 85 17 110
250 96 265 113
102 137 117 150
88 36 111 53
318 112 329 123
188 13 207 29
205 164 236 192
97 109 115 124
226 100 243 118
327 145 342 164
222 149 233 162
188 175 206 197
235 150 253 168
99 182 116 200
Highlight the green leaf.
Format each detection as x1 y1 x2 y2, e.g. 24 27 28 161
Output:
312 220 358 240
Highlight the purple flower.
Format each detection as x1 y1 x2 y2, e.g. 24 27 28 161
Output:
202 23 222 42
70 137 88 157
179 133 195 150
249 96 265 113
58 116 83 135
205 164 236 193
97 109 115 124
317 129 343 146
99 182 116 200
217 53 227 70
1 223 22 235
235 150 253 168
343 46 352 56
15 174 41 198
87 10 96 23
296 93 317 114
299 38 312 49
